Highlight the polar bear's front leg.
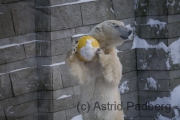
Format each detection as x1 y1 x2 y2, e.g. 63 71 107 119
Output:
97 48 122 84
66 41 88 84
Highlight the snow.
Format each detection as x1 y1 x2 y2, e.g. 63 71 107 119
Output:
146 19 167 30
0 44 18 49
166 58 171 70
150 85 180 108
44 0 97 8
167 0 176 6
10 67 33 73
125 24 134 40
155 114 171 120
41 62 66 67
110 7 114 13
57 95 71 100
168 38 180 64
134 0 139 10
131 35 169 52
119 81 129 93
71 115 83 120
72 34 86 38
147 77 157 90
79 39 98 61
141 3 147 7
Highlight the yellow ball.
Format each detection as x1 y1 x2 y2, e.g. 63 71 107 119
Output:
77 36 100 61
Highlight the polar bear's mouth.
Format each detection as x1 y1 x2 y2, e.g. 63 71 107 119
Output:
120 35 128 40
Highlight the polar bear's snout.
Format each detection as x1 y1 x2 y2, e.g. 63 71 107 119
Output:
118 26 132 40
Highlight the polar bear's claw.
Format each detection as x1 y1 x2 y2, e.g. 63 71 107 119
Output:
72 40 78 54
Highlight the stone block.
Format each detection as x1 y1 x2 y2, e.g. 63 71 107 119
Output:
123 106 139 118
13 58 37 70
24 42 36 58
38 65 63 90
0 12 15 39
141 117 157 120
0 0 3 3
151 25 168 38
136 48 179 70
148 0 168 15
118 50 136 73
121 91 138 109
168 14 180 23
168 22 180 38
121 17 135 26
119 79 138 94
0 109 5 120
52 87 73 99
73 85 80 95
0 63 14 73
38 111 66 120
66 107 79 120
81 0 115 25
36 57 52 66
117 40 133 51
135 25 152 38
170 77 180 90
10 67 38 96
52 54 65 64
10 33 36 44
145 39 159 45
51 38 71 56
51 28 75 40
9 91 37 106
72 94 80 107
38 96 74 112
51 4 82 30
113 0 135 19
36 32 51 41
0 99 11 109
4 44 26 63
0 38 11 46
0 49 5 65
11 4 35 35
36 8 51 32
135 0 149 16
61 64 79 87
5 101 38 120
168 0 180 15
75 26 91 34
3 0 20 3
15 113 38 120
0 74 13 100
36 0 76 6
170 69 180 79
36 41 51 57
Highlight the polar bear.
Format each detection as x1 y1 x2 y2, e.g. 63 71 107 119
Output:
66 20 132 120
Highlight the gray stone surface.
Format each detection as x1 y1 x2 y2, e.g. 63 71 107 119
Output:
117 40 133 51
0 98 11 110
51 28 75 40
51 54 65 64
36 41 51 57
168 14 180 23
75 25 91 34
113 0 135 19
9 91 37 106
123 106 140 118
118 50 136 73
36 32 51 41
135 0 148 16
0 12 15 39
5 101 38 120
73 85 80 95
61 64 79 87
3 0 20 3
36 8 51 32
0 49 5 65
10 67 38 96
24 42 36 58
36 0 76 6
10 33 36 44
13 58 37 70
168 22 180 38
38 96 73 112
36 57 52 66
170 77 180 90
66 107 79 120
38 110 66 120
4 45 26 63
11 2 35 35
38 65 63 90
168 0 180 15
81 0 115 25
51 38 71 56
51 4 82 30
0 74 13 100
15 113 38 120
0 109 5 120
0 38 11 46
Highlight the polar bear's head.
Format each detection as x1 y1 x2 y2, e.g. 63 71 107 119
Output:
88 20 132 48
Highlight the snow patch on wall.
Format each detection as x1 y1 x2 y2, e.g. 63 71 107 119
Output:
71 115 83 120
57 95 71 100
166 58 171 70
147 77 157 90
119 81 129 93
146 19 167 30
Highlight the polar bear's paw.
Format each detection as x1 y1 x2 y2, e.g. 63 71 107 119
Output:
71 40 78 54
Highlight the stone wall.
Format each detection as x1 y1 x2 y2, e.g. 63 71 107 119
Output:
0 0 179 120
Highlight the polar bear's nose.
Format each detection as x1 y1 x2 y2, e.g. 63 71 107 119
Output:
128 30 132 35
